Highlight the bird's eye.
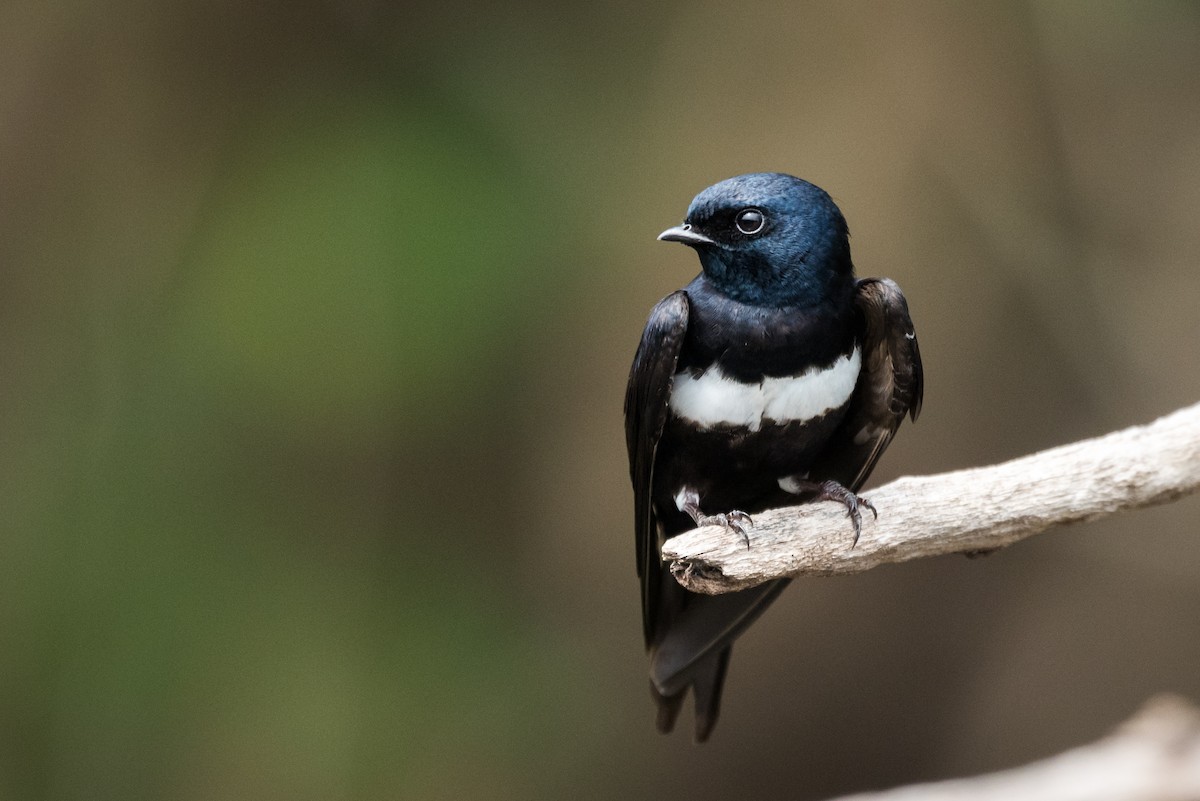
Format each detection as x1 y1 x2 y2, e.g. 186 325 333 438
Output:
735 208 766 235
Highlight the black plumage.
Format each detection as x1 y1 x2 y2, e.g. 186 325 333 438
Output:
624 173 923 741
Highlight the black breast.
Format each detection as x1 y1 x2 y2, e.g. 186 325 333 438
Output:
677 275 857 380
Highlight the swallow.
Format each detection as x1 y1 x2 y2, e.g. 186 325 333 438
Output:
625 172 923 741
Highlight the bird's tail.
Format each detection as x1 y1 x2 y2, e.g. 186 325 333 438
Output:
651 647 732 742
649 578 790 741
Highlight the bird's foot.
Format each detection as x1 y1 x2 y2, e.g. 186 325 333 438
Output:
678 488 754 548
694 510 754 549
812 480 876 548
681 493 754 548
779 478 876 545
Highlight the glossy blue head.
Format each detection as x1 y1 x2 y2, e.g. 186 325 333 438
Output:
659 173 854 307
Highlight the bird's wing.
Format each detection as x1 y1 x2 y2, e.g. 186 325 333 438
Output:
624 290 690 646
812 277 923 492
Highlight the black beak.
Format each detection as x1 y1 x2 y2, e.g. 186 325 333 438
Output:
657 225 715 247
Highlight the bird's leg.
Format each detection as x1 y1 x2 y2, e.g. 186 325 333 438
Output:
781 478 876 547
676 488 754 549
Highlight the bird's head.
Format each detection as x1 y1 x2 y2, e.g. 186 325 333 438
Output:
658 172 854 307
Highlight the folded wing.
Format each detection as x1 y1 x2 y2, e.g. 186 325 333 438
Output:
624 290 690 645
811 277 923 491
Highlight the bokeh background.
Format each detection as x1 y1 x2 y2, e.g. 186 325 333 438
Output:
3 2 1200 799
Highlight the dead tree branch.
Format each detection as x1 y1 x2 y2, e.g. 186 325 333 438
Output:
662 401 1200 594
827 695 1200 801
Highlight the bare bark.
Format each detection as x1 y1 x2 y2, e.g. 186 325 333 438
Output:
827 696 1200 801
662 402 1200 594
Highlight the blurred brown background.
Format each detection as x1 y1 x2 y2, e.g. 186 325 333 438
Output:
3 1 1200 799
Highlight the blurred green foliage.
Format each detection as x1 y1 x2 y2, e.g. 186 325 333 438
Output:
176 91 539 428
1 17 575 798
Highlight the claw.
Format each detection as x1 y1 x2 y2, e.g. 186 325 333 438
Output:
680 490 756 548
861 497 878 520
814 480 874 549
726 511 753 549
729 510 754 528
700 510 753 549
778 477 877 547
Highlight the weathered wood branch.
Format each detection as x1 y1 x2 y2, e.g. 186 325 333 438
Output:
662 401 1200 594
828 695 1200 801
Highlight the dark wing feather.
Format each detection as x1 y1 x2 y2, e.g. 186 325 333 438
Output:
812 277 923 491
623 291 689 645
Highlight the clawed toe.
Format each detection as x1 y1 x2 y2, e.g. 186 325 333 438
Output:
727 511 753 549
815 480 874 548
698 510 754 549
861 497 878 519
680 490 755 548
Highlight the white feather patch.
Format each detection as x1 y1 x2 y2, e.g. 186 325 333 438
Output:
673 488 690 512
777 475 809 494
670 348 861 432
